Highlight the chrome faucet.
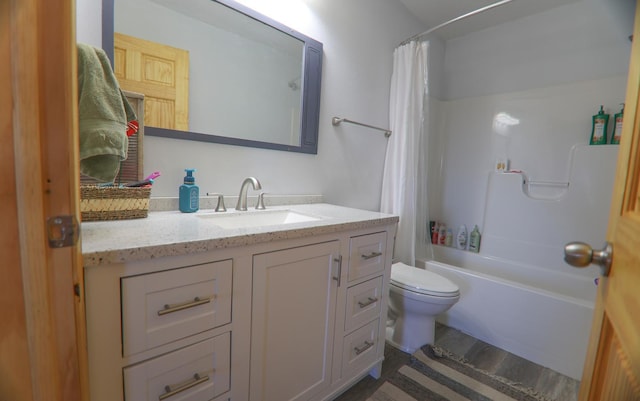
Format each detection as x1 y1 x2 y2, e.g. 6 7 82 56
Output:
235 177 262 211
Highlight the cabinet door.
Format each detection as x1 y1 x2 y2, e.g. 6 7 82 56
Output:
251 241 341 401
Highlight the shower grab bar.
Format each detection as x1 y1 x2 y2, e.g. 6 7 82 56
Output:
527 180 569 188
332 117 392 137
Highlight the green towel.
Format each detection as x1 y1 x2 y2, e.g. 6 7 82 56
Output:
77 43 136 182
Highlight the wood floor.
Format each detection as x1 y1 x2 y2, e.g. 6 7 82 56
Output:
333 323 581 401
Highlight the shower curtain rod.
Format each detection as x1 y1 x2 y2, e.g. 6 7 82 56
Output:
399 0 514 46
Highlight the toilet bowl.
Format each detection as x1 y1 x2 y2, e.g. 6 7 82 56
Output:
386 262 460 353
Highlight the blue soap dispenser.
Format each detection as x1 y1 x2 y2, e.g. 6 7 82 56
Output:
179 169 199 213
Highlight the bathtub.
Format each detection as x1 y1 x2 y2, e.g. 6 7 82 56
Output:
416 245 597 380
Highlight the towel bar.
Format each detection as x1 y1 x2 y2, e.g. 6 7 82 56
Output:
332 117 391 137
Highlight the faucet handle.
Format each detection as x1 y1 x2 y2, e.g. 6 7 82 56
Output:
256 192 267 210
206 193 227 212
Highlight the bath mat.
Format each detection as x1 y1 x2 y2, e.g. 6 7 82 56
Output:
366 345 552 401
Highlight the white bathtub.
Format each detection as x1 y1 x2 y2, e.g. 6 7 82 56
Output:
417 245 597 380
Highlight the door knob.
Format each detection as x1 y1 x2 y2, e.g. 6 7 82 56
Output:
564 241 612 276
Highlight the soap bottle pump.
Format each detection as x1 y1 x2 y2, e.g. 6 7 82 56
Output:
611 103 624 144
179 169 199 213
589 105 609 145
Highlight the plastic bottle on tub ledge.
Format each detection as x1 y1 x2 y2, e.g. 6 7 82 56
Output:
429 220 438 244
438 224 447 246
469 225 481 253
456 225 468 250
445 229 453 247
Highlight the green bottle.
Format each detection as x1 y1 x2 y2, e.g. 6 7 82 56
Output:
469 225 481 253
589 105 609 145
610 104 624 145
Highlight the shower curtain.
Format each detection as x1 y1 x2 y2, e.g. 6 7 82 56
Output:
381 40 430 265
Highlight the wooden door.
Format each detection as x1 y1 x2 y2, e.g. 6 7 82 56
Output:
114 32 190 130
578 2 640 400
1 0 86 400
251 241 341 401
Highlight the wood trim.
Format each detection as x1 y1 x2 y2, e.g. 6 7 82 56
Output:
37 0 87 397
0 0 34 399
11 0 62 398
7 0 85 399
607 2 640 239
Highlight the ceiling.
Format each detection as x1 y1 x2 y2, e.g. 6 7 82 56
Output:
395 0 582 40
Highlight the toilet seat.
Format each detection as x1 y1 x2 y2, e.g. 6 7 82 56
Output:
391 262 459 297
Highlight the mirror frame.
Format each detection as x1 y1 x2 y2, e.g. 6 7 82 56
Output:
102 0 323 154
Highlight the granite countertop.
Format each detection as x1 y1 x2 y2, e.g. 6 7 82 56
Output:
82 203 398 267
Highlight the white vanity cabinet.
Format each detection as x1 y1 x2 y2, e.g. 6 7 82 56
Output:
82 206 397 401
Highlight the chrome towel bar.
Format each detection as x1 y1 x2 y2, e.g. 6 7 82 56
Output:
332 117 392 137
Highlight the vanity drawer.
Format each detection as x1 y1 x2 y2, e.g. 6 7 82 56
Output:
344 276 383 333
341 319 380 379
123 332 231 401
348 232 387 282
122 260 232 356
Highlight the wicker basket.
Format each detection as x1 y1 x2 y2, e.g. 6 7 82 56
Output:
80 185 151 221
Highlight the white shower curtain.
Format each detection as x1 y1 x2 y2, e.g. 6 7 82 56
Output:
381 40 430 266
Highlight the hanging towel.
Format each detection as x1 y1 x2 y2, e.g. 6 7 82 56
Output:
77 43 136 182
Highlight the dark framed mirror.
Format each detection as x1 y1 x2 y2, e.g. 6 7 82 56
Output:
102 0 323 154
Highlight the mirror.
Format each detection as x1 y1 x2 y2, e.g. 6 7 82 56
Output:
102 0 323 154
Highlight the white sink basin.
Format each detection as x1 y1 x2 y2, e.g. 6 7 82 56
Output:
197 209 321 229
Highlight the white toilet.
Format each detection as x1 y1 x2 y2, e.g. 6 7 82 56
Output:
386 262 460 353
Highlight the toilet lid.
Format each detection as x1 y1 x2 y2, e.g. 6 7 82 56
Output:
391 262 459 297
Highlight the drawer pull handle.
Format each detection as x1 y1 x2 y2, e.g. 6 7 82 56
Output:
361 251 382 260
158 296 211 316
354 340 374 355
333 255 343 287
159 372 210 400
357 296 378 308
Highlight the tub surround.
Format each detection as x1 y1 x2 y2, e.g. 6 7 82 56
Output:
82 202 398 401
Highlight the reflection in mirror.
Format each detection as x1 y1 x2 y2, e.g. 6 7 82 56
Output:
104 0 323 154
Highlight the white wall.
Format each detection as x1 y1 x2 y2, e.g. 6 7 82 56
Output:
77 0 425 211
76 0 102 48
429 0 633 267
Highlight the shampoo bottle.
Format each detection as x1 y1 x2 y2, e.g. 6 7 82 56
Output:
438 224 447 245
611 104 624 144
445 229 453 247
179 168 199 213
432 223 440 244
456 225 468 250
469 225 481 253
589 105 609 145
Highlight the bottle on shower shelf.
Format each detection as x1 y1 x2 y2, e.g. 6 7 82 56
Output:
469 225 481 253
589 105 609 145
432 222 440 244
438 224 447 246
429 221 437 243
456 225 468 250
445 229 453 247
